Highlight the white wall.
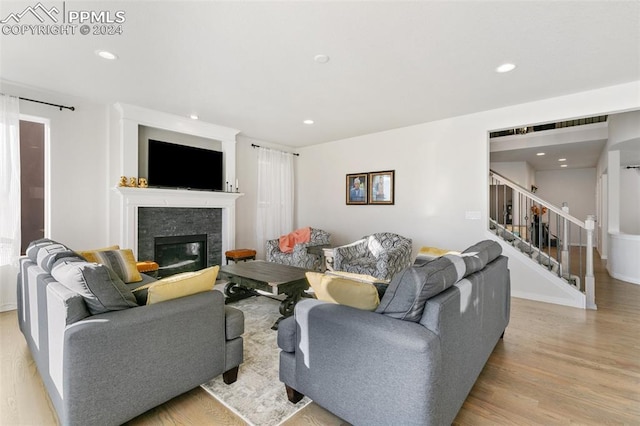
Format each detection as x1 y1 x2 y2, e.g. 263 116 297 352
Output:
490 161 533 189
535 168 597 245
1 82 110 250
620 167 640 234
295 81 640 308
3 80 639 308
0 82 109 310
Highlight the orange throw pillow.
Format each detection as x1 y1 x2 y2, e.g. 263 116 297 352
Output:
278 227 312 253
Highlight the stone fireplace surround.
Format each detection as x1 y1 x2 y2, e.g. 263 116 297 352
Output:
138 208 219 272
114 186 242 266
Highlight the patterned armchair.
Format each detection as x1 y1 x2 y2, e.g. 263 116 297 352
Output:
266 228 331 271
333 232 412 281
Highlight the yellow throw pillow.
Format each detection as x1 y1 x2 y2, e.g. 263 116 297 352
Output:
416 246 460 263
91 249 142 283
146 265 219 305
306 272 380 311
78 245 120 263
325 270 389 284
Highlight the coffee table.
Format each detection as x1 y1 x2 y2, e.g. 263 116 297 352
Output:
219 261 311 328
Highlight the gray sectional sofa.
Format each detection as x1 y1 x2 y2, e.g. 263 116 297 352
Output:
17 239 244 426
278 240 510 425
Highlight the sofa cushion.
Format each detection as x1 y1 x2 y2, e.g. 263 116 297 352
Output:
26 238 61 262
136 266 219 305
376 255 466 321
35 242 68 269
460 240 502 277
306 272 380 311
89 248 142 283
376 240 503 322
51 259 138 315
38 249 85 272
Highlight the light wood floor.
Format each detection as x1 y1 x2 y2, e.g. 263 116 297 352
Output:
2 252 638 425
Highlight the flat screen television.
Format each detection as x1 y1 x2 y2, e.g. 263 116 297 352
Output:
147 139 224 191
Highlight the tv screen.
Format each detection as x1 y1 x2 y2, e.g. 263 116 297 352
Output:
148 139 224 191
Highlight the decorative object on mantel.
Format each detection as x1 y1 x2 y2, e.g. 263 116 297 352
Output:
128 177 137 187
225 180 240 193
138 178 148 188
118 176 128 187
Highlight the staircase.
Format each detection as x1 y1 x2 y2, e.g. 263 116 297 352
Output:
489 171 596 309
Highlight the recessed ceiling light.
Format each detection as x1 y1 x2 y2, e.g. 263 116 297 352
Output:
558 158 567 162
561 164 568 168
303 119 314 125
496 63 516 73
189 114 199 120
314 54 330 64
536 152 545 156
95 50 117 60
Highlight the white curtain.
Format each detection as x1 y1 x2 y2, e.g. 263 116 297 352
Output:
0 95 21 310
256 147 294 258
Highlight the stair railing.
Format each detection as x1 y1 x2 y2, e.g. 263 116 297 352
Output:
489 170 596 309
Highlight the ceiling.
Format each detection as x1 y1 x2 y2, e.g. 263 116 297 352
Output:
1 1 639 147
490 116 640 171
490 123 608 171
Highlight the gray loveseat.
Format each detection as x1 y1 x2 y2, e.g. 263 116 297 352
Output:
278 240 510 425
17 239 244 426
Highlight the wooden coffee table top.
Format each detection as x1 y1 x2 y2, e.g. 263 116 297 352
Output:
220 260 310 287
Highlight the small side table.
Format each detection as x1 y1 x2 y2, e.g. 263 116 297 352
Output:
306 244 334 271
225 249 257 264
323 247 335 271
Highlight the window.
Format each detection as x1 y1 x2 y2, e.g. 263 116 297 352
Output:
20 120 45 254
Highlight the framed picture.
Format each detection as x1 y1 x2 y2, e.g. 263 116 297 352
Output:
369 170 395 205
346 173 368 205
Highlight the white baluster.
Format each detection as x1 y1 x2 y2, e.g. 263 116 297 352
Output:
585 215 597 310
561 202 570 282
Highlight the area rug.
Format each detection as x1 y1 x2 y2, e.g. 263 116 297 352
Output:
201 293 311 426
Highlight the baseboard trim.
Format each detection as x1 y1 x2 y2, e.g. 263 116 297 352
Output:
0 304 17 313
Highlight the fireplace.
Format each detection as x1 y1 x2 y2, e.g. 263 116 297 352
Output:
154 234 207 278
137 206 222 272
114 186 242 266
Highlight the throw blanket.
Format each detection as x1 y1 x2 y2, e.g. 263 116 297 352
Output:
279 227 312 253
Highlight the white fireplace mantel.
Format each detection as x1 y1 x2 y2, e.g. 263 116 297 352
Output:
114 187 243 264
109 103 244 264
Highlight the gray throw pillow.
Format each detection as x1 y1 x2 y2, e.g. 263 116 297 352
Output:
51 259 138 315
376 255 466 322
461 240 502 277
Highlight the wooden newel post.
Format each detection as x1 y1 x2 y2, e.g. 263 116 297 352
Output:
585 215 597 310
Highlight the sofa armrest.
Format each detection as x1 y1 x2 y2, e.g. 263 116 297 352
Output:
61 290 228 425
283 299 441 425
265 238 279 261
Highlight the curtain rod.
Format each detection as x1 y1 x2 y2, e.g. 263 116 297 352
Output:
251 143 299 156
19 97 75 111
